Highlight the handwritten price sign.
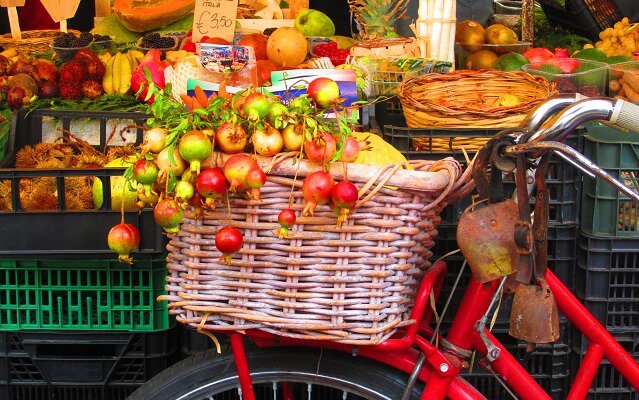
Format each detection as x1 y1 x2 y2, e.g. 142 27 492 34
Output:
192 0 238 43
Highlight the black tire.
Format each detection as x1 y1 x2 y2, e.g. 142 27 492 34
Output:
128 346 424 400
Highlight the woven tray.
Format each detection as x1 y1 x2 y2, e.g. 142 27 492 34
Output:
161 155 470 344
398 70 557 129
0 30 81 54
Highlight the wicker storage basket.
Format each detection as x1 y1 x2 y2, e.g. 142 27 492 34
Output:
161 155 469 344
398 70 557 129
0 30 81 54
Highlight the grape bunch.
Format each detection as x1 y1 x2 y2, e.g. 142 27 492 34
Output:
140 33 176 49
53 32 93 48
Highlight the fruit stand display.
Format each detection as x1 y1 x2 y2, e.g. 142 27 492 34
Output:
0 0 636 398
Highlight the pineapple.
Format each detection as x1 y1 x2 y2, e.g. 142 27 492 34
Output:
348 0 410 40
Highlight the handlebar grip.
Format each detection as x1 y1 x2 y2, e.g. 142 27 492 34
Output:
611 99 639 133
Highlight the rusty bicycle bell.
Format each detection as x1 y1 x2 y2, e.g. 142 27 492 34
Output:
457 135 520 283
510 279 560 343
457 199 520 283
509 155 560 344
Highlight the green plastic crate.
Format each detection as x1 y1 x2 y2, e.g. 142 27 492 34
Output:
0 258 170 331
581 123 639 237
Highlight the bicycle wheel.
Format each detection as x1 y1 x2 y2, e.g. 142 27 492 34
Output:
128 346 425 400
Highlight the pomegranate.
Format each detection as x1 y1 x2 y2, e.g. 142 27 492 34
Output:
153 198 183 234
276 208 296 239
179 130 213 174
304 132 337 164
282 124 304 151
216 122 248 154
188 191 205 217
331 180 359 226
142 127 168 154
246 167 267 200
224 154 259 192
107 222 140 264
156 147 187 179
242 92 270 121
306 77 340 109
175 180 195 203
196 167 227 202
216 226 243 264
252 125 283 157
340 136 360 162
133 158 159 196
302 171 335 216
267 102 288 128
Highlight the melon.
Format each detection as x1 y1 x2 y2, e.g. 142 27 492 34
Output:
266 27 308 67
114 0 195 33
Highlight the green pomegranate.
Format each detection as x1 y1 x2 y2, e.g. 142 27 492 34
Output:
179 130 212 174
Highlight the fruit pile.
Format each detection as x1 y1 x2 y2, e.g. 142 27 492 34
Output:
313 42 349 66
0 141 135 212
455 20 524 70
53 32 94 48
57 49 107 100
139 33 177 50
102 50 144 95
609 64 639 102
591 18 639 58
0 49 59 108
105 76 372 263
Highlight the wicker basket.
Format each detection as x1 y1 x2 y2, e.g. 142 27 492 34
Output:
398 70 557 129
0 30 81 54
161 155 469 344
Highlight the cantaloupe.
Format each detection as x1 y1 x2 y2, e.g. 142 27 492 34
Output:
114 0 195 33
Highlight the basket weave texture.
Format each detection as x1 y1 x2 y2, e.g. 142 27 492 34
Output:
161 156 469 344
398 70 557 129
0 30 80 54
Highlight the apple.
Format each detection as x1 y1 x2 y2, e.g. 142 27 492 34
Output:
306 77 340 109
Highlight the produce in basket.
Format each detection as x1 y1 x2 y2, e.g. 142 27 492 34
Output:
398 70 556 129
101 75 382 264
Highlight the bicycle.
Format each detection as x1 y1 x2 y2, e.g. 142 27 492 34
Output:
129 96 639 400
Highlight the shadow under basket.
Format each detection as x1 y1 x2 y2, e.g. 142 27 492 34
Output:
161 158 468 345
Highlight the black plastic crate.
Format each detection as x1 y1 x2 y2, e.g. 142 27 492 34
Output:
0 109 165 258
539 0 623 39
575 231 639 333
179 326 218 357
440 135 582 226
463 334 572 400
374 99 405 133
0 328 179 400
381 126 497 162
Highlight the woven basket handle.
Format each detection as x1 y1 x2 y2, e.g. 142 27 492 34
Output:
204 152 462 194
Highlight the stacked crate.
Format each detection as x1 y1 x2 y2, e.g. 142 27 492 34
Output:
377 117 581 399
0 110 177 400
574 123 639 399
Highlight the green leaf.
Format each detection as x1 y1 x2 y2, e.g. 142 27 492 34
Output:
123 165 134 180
167 170 178 193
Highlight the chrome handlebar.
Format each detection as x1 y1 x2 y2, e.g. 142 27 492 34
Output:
501 96 639 202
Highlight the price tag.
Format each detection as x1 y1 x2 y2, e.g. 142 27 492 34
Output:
39 0 80 22
0 1 25 6
192 0 238 43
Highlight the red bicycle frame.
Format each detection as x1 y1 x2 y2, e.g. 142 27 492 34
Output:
226 261 639 400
